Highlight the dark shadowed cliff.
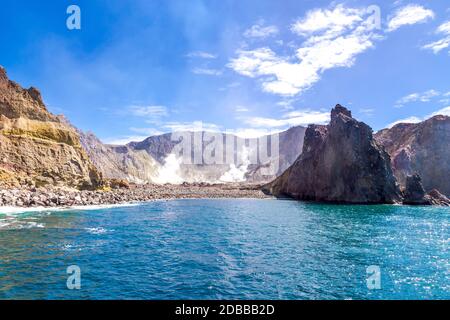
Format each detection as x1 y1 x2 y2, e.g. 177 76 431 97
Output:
263 105 402 204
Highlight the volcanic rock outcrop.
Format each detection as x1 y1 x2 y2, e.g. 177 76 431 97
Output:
0 66 102 189
263 105 402 204
375 115 450 196
402 174 432 205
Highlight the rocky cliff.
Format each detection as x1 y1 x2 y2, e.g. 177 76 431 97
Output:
0 66 102 189
375 115 450 196
263 105 402 204
78 130 160 183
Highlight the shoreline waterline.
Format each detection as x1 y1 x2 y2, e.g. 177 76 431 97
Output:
0 183 270 209
0 197 279 214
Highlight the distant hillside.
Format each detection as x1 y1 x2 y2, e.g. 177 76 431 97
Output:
80 127 306 184
78 131 160 184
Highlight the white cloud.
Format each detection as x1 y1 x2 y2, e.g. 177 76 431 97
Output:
439 98 450 105
103 135 149 145
130 105 168 118
235 106 250 112
218 81 240 91
244 21 279 39
387 106 450 128
162 121 221 132
186 51 217 59
422 20 450 54
358 108 375 117
276 99 296 110
387 4 434 32
387 116 422 128
240 110 330 128
438 21 450 34
395 89 440 107
423 38 450 54
429 106 450 117
291 5 364 37
129 127 164 136
192 67 223 76
228 5 381 96
226 128 283 139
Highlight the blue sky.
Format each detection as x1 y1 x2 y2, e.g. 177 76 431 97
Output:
1 0 449 143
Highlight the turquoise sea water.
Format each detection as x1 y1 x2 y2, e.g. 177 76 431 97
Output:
0 199 448 300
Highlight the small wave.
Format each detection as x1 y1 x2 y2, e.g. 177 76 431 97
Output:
0 219 45 230
0 202 141 216
0 221 11 228
84 227 108 234
19 221 45 229
70 203 140 211
0 206 64 216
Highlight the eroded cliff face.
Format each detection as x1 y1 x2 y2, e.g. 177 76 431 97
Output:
78 131 160 183
264 105 401 204
0 66 102 189
375 115 450 196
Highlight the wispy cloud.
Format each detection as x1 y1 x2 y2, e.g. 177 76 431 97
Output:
103 135 149 145
244 20 279 39
239 109 330 128
226 128 283 139
235 106 250 112
395 89 441 107
130 105 168 117
129 127 164 136
219 81 241 91
276 99 296 110
192 67 223 76
387 106 450 128
162 121 221 132
387 116 422 128
429 106 450 117
129 105 169 124
358 108 375 117
186 51 217 59
422 20 450 54
387 4 434 32
228 4 381 97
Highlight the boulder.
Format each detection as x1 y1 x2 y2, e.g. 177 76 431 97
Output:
402 174 432 205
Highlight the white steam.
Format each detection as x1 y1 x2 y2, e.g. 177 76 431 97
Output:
153 154 184 185
219 147 250 183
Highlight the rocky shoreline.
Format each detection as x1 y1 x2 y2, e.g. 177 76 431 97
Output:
0 183 270 208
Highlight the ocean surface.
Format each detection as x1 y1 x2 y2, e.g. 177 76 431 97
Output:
0 199 448 300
